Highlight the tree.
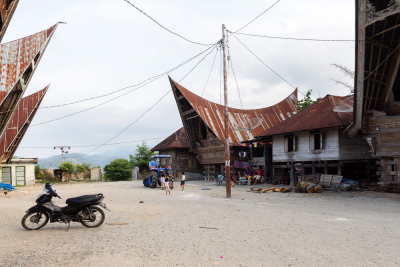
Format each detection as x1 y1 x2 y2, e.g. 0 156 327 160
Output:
76 163 90 172
129 141 155 170
104 158 132 181
59 161 75 173
298 89 321 111
35 164 45 180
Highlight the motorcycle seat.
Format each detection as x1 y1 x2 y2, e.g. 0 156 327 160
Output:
66 194 103 206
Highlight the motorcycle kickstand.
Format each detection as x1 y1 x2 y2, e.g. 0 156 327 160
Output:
66 220 71 232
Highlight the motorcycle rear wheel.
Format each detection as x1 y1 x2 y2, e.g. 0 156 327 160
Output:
81 206 105 228
21 211 49 230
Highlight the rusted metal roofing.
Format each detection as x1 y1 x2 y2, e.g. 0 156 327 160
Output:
170 77 298 147
0 0 20 42
151 127 190 151
0 85 49 162
0 24 57 145
256 95 354 138
0 24 57 96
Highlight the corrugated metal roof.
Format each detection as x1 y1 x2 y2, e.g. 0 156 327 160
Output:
0 24 57 97
170 77 298 146
256 95 354 138
0 0 20 42
151 127 190 151
0 85 49 162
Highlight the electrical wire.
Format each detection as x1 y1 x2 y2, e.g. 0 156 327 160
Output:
234 32 355 42
201 48 218 97
19 137 167 149
30 43 219 126
231 34 305 96
230 0 282 35
122 0 215 46
228 50 244 110
74 41 217 156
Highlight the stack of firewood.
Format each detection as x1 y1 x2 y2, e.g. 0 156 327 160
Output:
295 181 323 193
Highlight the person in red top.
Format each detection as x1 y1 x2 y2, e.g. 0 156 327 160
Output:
257 167 263 177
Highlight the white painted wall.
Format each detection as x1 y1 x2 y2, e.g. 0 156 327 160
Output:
0 161 35 186
272 128 340 162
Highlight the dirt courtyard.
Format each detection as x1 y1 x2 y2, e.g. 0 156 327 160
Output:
0 180 400 267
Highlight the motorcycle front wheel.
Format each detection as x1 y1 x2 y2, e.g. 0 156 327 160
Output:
81 206 105 228
21 211 49 230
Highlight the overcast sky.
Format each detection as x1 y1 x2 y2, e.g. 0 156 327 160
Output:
4 0 355 159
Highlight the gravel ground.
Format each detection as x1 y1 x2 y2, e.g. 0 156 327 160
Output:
0 180 400 267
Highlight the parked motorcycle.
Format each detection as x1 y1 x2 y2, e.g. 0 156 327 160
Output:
21 182 110 230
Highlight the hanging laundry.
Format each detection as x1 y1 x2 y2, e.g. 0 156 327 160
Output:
234 160 241 168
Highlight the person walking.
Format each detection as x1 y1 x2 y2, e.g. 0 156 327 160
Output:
160 173 165 190
181 172 186 191
165 176 171 195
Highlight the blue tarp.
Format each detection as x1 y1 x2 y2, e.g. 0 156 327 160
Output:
0 183 17 191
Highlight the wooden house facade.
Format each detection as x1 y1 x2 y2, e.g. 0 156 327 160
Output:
348 0 400 183
169 77 298 180
256 95 377 185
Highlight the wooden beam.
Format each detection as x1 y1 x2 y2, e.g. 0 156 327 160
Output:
182 108 196 116
378 38 400 109
348 0 366 137
186 115 199 120
370 23 400 38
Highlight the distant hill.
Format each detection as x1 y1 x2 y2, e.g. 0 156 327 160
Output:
37 146 138 168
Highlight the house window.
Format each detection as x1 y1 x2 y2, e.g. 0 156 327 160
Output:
310 132 323 151
284 135 296 152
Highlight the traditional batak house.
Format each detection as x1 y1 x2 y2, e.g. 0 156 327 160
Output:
348 0 400 183
0 24 58 186
255 94 376 185
169 77 298 180
0 0 19 42
151 127 203 179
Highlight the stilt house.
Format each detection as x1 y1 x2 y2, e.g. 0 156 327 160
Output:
169 77 298 180
255 95 376 185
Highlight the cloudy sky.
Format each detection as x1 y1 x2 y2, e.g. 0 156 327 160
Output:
4 0 355 159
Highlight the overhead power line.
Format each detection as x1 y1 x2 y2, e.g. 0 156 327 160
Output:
122 0 215 46
201 48 218 97
80 42 217 156
231 34 301 93
235 32 355 42
30 43 219 126
230 0 282 35
228 50 244 110
19 137 167 149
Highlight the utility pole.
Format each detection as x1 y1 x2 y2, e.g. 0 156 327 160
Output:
222 24 231 198
54 146 71 163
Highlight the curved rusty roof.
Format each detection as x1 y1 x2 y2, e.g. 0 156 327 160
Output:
170 77 298 146
256 95 354 138
151 127 190 151
0 85 49 162
0 24 57 97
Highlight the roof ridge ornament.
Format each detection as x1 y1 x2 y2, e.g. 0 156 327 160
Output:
366 0 400 26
